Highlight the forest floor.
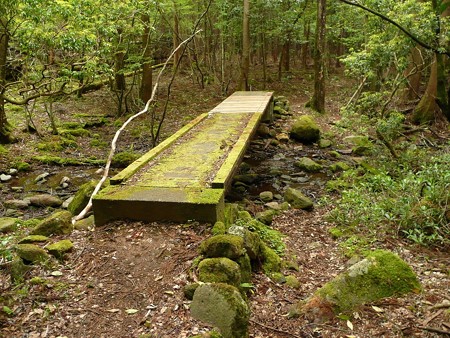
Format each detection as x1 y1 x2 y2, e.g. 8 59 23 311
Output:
1 66 449 338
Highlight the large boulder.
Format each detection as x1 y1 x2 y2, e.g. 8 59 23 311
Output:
191 283 250 338
198 257 242 287
30 210 73 236
291 250 421 322
290 115 321 143
284 188 313 210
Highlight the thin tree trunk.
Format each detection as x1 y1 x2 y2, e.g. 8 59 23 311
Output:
311 0 327 113
239 0 250 91
140 14 153 103
404 47 423 100
0 17 11 143
172 4 181 70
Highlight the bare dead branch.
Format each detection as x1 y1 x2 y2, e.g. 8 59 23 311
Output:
71 29 202 225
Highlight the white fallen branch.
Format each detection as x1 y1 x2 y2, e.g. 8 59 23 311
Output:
72 30 202 226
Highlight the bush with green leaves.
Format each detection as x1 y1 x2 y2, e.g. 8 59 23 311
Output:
326 149 449 247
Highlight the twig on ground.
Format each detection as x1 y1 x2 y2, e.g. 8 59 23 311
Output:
418 326 450 335
422 309 444 326
250 319 303 338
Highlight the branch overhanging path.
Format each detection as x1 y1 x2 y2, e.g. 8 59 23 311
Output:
71 30 202 226
338 0 450 57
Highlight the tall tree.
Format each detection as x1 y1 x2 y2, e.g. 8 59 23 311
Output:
311 0 327 113
239 0 250 91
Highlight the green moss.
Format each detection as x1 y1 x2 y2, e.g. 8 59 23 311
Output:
200 235 245 260
235 218 285 255
330 161 351 172
285 275 301 289
68 181 97 215
198 257 242 287
60 122 83 129
236 254 252 284
260 243 282 274
212 221 226 235
111 151 140 168
0 145 7 155
30 277 46 285
14 161 31 172
295 157 323 172
15 244 50 264
37 137 77 151
46 240 74 259
60 128 90 137
18 235 49 244
183 283 199 300
328 227 345 239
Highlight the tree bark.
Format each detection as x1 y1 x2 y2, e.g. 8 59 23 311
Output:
140 14 153 103
0 17 11 143
404 47 423 100
311 0 327 113
239 0 250 91
413 0 450 123
172 3 181 70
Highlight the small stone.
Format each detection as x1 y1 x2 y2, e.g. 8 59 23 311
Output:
62 196 74 209
256 209 277 225
59 177 70 186
4 199 30 210
9 168 18 175
259 191 273 202
74 215 95 231
0 217 18 233
285 275 301 289
198 257 242 287
330 161 351 172
0 174 12 182
295 157 323 172
15 244 50 263
34 172 50 182
183 283 199 300
276 133 290 143
284 187 313 210
46 240 74 259
29 194 63 208
200 235 245 260
319 139 332 148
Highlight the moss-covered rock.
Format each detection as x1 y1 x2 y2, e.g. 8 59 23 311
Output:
15 244 50 264
236 254 252 284
191 283 250 338
329 161 350 172
28 194 63 208
68 181 97 215
259 191 273 202
295 157 323 172
10 258 32 283
199 258 242 287
227 225 261 261
285 275 301 289
46 240 74 259
284 187 313 210
184 283 200 300
295 250 421 322
255 209 277 225
74 215 95 231
318 139 332 148
111 151 139 168
290 115 321 143
260 243 282 274
200 235 245 260
0 217 19 233
343 135 373 156
18 235 49 244
212 221 226 236
30 210 73 236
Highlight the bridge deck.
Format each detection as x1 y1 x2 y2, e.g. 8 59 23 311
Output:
92 91 273 225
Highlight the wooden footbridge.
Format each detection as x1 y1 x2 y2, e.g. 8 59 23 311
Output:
92 91 273 225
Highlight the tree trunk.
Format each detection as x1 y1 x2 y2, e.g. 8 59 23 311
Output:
301 19 311 68
413 0 450 123
239 0 250 91
0 17 11 144
172 4 181 69
140 14 153 103
311 0 327 113
404 47 423 100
